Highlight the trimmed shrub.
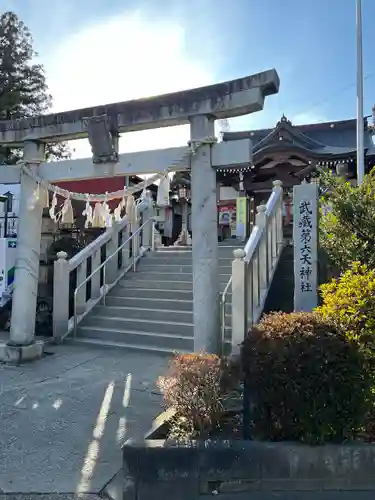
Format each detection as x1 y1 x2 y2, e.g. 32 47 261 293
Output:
242 312 371 444
157 353 237 439
319 168 375 272
316 262 375 360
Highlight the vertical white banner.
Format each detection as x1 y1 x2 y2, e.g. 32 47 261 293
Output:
0 238 6 298
293 183 319 312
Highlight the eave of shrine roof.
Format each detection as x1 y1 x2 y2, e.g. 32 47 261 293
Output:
253 142 357 159
223 116 374 155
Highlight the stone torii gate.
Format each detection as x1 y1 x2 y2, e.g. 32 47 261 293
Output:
0 69 279 361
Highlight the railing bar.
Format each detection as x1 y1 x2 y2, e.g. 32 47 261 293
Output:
257 248 261 307
72 218 153 338
221 276 232 352
102 265 107 306
265 221 270 283
75 218 152 295
273 216 276 263
269 216 273 270
248 262 253 329
251 253 258 305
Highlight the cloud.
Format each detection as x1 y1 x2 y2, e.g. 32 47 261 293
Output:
292 111 327 125
43 10 218 159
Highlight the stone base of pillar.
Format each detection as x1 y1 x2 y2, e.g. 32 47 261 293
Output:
0 340 44 363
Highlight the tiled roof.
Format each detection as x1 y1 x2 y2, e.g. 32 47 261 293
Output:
223 116 374 157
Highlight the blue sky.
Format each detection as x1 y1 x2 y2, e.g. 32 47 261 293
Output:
1 0 374 156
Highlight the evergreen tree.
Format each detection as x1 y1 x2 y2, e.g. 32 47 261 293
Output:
0 11 70 163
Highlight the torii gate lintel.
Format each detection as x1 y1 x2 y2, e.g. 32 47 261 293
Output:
0 69 279 147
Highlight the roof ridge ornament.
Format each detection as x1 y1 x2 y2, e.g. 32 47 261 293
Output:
279 114 292 126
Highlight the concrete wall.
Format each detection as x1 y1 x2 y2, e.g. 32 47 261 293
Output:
122 439 375 499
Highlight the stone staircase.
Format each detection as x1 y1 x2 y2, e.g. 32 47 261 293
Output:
263 224 294 314
73 241 238 353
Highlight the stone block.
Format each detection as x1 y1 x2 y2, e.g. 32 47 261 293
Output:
123 439 200 500
0 340 44 363
261 479 323 491
198 440 262 481
261 443 325 480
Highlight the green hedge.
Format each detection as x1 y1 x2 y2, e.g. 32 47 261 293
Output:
241 312 372 444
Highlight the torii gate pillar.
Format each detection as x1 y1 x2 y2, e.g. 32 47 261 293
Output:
190 116 219 353
5 140 45 362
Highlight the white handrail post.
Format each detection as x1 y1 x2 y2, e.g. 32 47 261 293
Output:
120 223 130 269
151 219 156 252
91 249 101 298
231 248 247 355
256 205 268 290
132 214 140 269
141 191 154 250
75 259 87 315
105 228 118 284
53 251 70 342
272 180 284 255
141 214 152 250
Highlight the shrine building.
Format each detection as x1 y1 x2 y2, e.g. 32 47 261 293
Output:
215 115 375 237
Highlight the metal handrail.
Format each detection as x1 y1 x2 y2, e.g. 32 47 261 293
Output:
220 275 232 352
73 217 154 337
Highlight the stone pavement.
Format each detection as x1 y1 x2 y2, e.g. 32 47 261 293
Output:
0 343 168 494
201 494 374 500
0 496 100 500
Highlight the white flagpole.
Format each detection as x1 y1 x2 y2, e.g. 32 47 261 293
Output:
356 0 365 185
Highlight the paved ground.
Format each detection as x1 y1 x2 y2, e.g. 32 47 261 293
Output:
0 343 168 494
200 494 374 500
0 497 101 500
0 344 371 500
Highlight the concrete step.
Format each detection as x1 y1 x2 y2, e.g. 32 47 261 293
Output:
154 249 192 255
72 335 233 355
137 264 232 274
217 246 239 254
126 271 231 283
107 287 194 300
119 279 193 291
143 255 233 265
71 336 187 355
105 296 194 311
93 305 194 323
106 295 232 314
143 256 193 265
81 314 194 336
156 246 192 251
219 240 243 246
76 325 194 351
92 304 232 325
118 278 231 292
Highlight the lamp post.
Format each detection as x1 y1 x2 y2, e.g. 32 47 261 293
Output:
356 0 365 185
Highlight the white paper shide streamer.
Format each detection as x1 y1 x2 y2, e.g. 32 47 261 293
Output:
82 196 93 228
156 175 170 207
